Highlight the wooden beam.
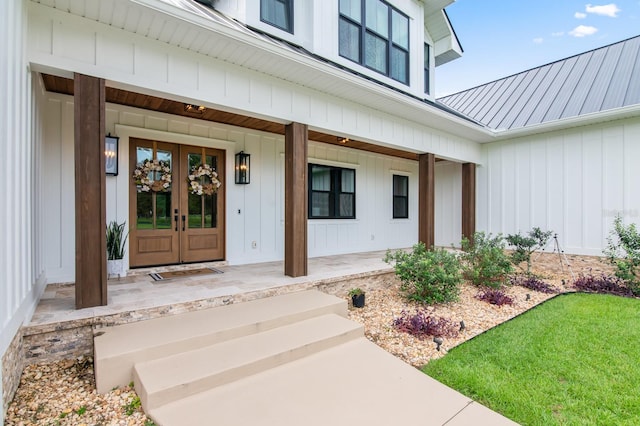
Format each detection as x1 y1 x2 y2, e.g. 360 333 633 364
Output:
284 122 308 277
462 162 476 242
418 153 435 249
74 73 107 308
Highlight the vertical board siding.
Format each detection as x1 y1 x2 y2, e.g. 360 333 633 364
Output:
43 94 462 281
478 118 640 255
2 0 47 417
435 162 462 247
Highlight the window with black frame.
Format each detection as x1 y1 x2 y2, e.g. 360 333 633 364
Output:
261 0 293 33
424 43 431 95
339 0 410 84
393 174 408 219
309 164 356 219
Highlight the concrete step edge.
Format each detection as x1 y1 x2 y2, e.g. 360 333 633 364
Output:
95 290 347 393
134 314 363 411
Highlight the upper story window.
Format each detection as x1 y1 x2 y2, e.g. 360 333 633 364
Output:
392 174 408 218
424 43 430 95
309 164 356 219
339 0 409 84
261 0 293 33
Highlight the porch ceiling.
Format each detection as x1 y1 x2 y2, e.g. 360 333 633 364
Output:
42 74 432 162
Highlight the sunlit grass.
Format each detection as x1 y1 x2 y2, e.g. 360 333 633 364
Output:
423 293 640 425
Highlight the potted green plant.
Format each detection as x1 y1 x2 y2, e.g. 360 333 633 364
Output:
106 220 128 278
349 288 365 308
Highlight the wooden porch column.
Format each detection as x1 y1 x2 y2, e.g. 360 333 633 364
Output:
462 162 476 242
74 73 107 308
418 153 435 249
284 122 308 277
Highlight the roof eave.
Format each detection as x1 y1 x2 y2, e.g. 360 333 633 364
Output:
491 105 640 141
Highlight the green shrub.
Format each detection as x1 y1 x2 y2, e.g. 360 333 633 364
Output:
384 243 462 304
460 232 513 288
603 216 640 295
505 227 553 275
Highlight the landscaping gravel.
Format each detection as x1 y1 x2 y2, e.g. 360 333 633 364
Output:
5 253 610 425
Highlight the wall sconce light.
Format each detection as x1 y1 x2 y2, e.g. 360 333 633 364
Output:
338 137 350 144
184 104 206 114
235 151 250 184
105 134 119 176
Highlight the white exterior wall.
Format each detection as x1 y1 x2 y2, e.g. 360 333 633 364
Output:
214 0 430 101
1 0 47 418
435 161 462 248
26 3 479 164
477 117 640 256
42 93 441 283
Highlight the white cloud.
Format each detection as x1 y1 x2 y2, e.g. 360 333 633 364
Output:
569 25 599 37
552 31 565 36
585 3 621 17
533 37 544 44
575 11 587 18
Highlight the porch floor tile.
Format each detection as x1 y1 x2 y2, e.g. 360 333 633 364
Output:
28 250 393 327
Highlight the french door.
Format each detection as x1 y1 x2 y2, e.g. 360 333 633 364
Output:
129 138 225 267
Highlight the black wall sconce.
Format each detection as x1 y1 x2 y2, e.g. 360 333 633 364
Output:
105 134 119 176
235 151 250 184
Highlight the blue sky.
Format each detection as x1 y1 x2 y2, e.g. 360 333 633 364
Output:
436 1 640 97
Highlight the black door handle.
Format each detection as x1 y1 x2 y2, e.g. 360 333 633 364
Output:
182 215 186 232
174 215 178 231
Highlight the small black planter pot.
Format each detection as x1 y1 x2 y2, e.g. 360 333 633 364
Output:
351 293 365 308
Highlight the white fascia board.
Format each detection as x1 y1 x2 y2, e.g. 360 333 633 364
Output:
491 104 640 141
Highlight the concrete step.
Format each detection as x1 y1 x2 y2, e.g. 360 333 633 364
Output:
147 338 519 426
94 290 346 393
134 314 363 411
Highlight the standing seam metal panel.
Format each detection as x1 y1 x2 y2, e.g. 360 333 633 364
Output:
487 69 540 130
476 73 526 124
542 53 593 122
602 38 640 110
559 49 607 119
512 61 563 129
580 43 625 115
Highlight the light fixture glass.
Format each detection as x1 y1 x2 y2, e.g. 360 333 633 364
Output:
235 151 250 184
184 104 206 114
105 135 119 176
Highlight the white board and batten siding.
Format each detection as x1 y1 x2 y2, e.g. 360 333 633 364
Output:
1 1 47 420
42 93 462 283
477 117 640 256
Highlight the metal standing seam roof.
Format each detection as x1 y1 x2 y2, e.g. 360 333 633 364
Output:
437 35 640 131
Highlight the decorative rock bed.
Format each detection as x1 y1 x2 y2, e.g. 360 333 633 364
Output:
5 253 612 425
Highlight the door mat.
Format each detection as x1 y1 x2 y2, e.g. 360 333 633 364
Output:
150 267 224 281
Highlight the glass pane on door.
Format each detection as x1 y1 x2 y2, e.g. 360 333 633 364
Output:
187 153 219 229
135 146 173 229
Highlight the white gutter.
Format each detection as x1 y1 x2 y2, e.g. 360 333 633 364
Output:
490 104 640 141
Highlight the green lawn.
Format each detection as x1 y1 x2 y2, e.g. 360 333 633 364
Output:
423 293 640 425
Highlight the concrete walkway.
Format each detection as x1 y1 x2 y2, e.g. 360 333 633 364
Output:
93 290 517 426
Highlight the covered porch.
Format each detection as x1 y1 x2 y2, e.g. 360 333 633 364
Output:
28 250 394 329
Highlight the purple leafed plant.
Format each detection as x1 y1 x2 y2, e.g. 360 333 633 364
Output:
573 274 634 297
476 288 514 306
511 275 557 294
393 310 459 339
